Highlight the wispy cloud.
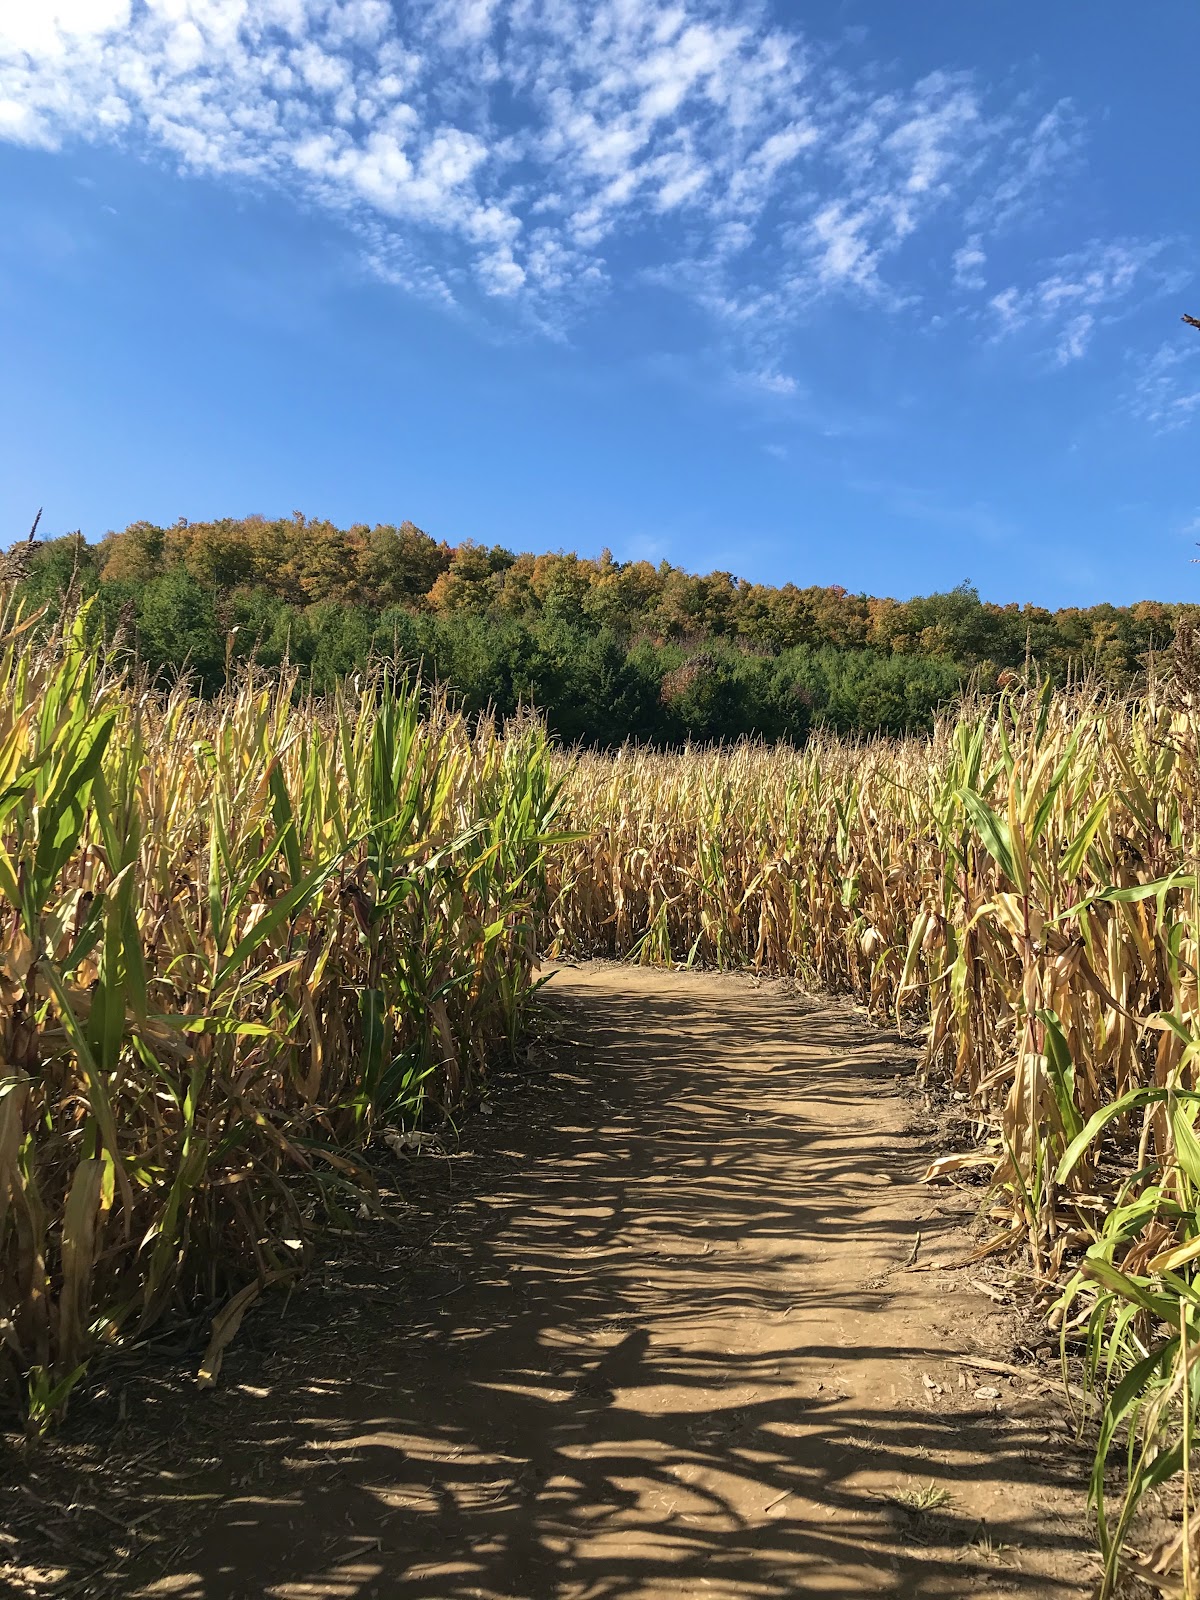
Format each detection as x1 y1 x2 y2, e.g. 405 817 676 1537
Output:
968 99 1086 229
1130 336 1200 433
1 0 1185 406
952 233 986 291
735 367 800 397
987 239 1177 364
0 2 1089 321
852 475 1019 551
1053 312 1094 366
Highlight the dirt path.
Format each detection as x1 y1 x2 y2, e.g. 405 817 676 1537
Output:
7 964 1094 1599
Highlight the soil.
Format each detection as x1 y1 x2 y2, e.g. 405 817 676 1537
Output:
2 962 1097 1599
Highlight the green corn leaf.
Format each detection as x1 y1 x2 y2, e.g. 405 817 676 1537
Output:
31 711 115 905
267 760 303 888
1057 1086 1200 1185
1038 1008 1084 1142
1080 1257 1179 1323
1030 729 1081 845
214 852 344 992
957 786 1020 887
1061 794 1110 879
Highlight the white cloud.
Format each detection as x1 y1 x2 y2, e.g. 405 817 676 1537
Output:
883 71 986 197
1130 336 1200 432
1054 312 1094 365
805 202 880 291
971 99 1085 228
988 239 1175 363
952 233 985 290
0 0 1143 345
738 367 798 396
988 285 1024 331
0 0 132 59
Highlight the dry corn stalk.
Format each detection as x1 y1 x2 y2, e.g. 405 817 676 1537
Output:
546 673 1200 1590
0 591 567 1418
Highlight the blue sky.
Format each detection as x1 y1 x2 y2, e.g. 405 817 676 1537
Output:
1 1 1197 609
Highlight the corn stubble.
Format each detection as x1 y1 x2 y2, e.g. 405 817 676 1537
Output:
547 671 1200 1594
0 595 566 1428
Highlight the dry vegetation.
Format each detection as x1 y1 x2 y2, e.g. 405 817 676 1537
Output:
7 584 1200 1591
0 594 566 1425
547 670 1200 1594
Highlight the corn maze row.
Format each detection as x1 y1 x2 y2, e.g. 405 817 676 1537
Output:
3 592 1199 1590
548 686 1200 1592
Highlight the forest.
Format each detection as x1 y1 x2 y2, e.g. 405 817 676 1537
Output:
9 511 1192 744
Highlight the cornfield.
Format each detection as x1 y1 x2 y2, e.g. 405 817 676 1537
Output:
0 596 566 1424
547 676 1200 1593
9 588 1200 1592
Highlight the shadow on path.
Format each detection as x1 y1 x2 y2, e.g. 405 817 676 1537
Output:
12 965 1094 1600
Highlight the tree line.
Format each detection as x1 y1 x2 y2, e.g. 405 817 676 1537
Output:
8 512 1190 745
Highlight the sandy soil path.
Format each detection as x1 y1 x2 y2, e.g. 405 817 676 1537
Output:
9 964 1094 1599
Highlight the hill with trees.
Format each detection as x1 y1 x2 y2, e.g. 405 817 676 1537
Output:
8 512 1191 745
